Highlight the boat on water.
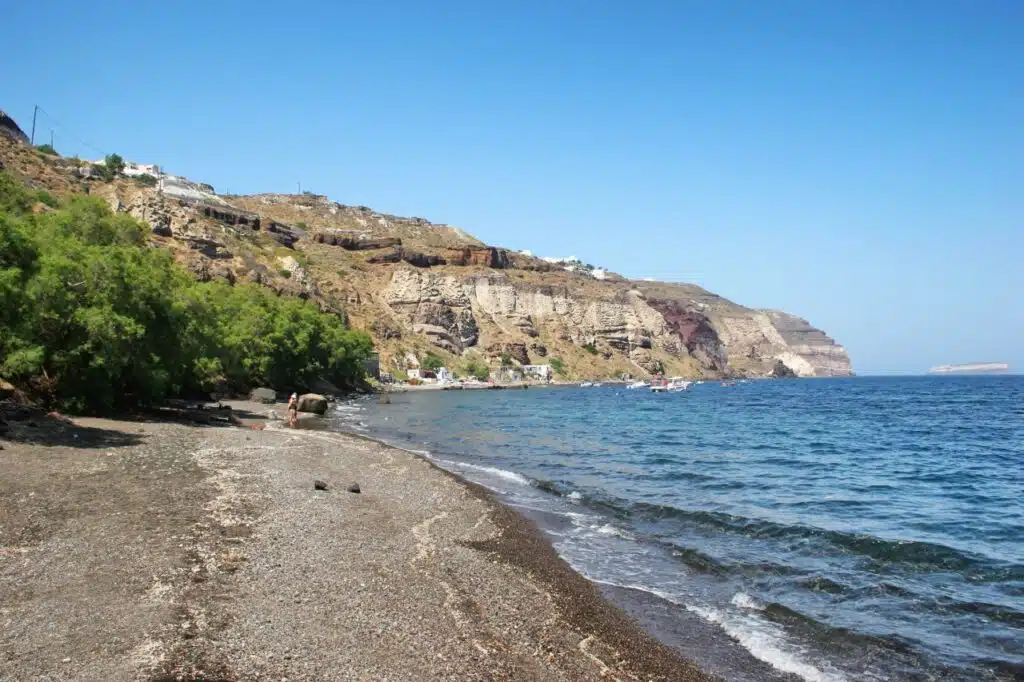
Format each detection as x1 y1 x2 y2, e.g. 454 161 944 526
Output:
626 381 649 390
579 381 594 388
721 380 737 387
667 377 692 392
650 379 669 392
593 382 603 387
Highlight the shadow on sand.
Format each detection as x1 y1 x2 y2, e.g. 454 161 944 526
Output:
0 403 269 450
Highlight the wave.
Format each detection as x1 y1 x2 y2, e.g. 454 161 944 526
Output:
589 579 848 682
621 502 1022 578
684 602 849 682
437 459 531 486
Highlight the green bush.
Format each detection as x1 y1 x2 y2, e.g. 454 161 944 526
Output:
101 153 125 180
421 353 444 372
35 144 58 156
134 173 158 187
459 354 490 380
550 358 566 375
583 342 598 355
0 172 373 412
279 269 292 279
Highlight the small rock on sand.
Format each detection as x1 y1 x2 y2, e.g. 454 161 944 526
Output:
314 479 328 491
347 483 361 494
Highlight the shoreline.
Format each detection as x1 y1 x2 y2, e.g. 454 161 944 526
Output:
1 404 716 680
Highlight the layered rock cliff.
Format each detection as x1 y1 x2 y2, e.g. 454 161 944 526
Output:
0 126 852 380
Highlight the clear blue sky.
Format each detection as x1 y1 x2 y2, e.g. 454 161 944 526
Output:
4 1 1022 374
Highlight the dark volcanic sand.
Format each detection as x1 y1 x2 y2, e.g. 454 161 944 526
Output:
0 406 717 681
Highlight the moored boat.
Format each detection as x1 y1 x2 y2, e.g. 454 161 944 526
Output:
667 377 692 392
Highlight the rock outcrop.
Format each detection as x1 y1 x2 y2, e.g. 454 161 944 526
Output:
367 247 447 268
441 246 512 269
297 394 328 415
383 270 479 352
470 276 674 353
764 311 853 377
0 110 29 145
314 232 403 250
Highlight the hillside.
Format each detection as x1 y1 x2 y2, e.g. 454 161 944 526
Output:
0 116 852 381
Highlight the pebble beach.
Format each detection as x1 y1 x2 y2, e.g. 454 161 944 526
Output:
0 404 714 681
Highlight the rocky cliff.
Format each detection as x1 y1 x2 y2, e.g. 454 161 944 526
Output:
0 126 852 380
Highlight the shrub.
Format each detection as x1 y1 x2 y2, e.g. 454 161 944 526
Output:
279 269 292 278
583 342 598 355
35 144 58 156
101 154 125 180
550 357 566 375
134 173 158 187
421 353 444 372
459 354 490 381
0 172 373 412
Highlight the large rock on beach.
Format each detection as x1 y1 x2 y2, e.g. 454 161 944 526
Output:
250 387 277 404
297 393 328 415
0 378 16 400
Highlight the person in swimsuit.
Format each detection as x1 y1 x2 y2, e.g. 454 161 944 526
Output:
287 393 298 428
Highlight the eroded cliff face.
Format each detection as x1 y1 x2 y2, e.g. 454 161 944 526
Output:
765 311 853 377
0 128 852 379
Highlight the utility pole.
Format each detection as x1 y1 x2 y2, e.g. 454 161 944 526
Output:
50 129 54 148
30 105 39 145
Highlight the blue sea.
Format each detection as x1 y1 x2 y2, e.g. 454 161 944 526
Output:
329 377 1023 681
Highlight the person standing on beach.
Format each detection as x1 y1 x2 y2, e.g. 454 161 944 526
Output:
287 393 299 428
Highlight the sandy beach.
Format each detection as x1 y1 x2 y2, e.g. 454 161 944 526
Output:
0 405 715 681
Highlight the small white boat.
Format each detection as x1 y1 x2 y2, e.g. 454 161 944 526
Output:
626 381 649 390
593 382 603 387
650 380 669 392
667 377 692 392
579 381 594 388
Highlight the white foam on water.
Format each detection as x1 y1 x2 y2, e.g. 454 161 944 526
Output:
685 604 846 682
592 523 634 540
441 460 531 486
585 579 846 682
567 491 583 501
731 592 764 610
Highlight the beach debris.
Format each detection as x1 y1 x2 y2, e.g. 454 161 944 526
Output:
314 479 329 491
249 423 265 431
347 483 361 494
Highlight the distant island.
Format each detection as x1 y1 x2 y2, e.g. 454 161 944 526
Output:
927 362 1010 375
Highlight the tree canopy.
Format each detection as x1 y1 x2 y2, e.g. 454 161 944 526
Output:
0 172 372 412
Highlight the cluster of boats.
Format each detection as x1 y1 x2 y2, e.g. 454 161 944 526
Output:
578 378 746 392
633 377 693 392
577 378 694 392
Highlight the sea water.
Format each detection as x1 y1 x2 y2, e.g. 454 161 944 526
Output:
330 377 1023 681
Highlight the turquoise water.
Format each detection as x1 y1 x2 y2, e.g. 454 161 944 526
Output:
331 377 1023 681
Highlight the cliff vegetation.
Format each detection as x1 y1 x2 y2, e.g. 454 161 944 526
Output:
0 171 372 412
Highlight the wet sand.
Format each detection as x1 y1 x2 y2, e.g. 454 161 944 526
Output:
0 407 716 681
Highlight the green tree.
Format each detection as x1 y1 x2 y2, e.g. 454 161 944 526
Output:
421 353 444 372
0 171 374 412
35 143 58 156
102 154 125 180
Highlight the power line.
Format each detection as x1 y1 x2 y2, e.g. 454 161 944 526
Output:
30 104 109 158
